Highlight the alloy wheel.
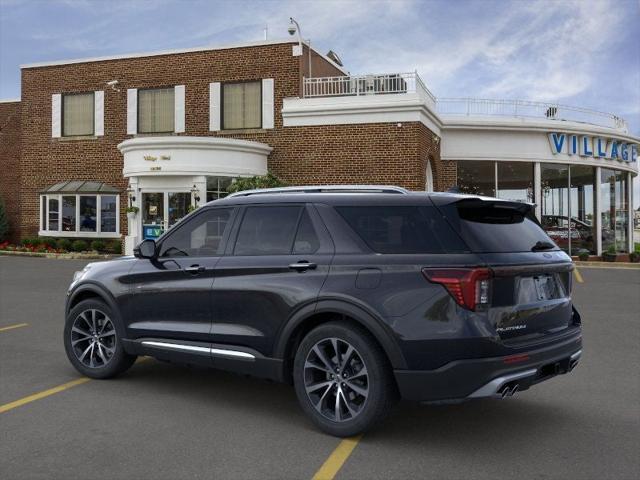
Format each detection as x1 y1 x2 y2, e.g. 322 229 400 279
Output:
70 309 116 368
303 337 369 422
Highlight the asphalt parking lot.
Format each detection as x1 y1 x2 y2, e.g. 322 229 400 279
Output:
1 256 639 480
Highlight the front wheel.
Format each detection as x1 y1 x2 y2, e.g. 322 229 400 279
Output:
64 299 136 379
293 321 397 437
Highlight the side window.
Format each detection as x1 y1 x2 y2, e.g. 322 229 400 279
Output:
160 208 232 257
234 206 301 255
293 210 320 254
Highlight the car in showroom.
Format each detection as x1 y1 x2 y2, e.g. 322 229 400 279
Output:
64 186 582 437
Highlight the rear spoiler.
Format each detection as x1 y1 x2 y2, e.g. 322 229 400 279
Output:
429 194 536 215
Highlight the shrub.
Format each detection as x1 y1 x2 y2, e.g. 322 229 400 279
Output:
71 240 88 252
90 240 106 252
21 237 37 247
577 251 589 261
107 240 122 255
226 172 286 194
38 237 57 249
57 238 72 251
0 197 8 241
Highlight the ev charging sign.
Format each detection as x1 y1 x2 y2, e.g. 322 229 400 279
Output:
548 132 638 163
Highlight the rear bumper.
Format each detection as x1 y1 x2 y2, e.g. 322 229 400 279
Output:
394 331 582 402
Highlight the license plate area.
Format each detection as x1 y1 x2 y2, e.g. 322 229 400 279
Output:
515 274 565 304
533 275 555 301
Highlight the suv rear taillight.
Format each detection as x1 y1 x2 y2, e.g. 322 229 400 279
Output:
421 268 492 311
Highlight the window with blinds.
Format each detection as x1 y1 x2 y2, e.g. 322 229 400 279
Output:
62 92 94 136
222 81 261 130
138 88 175 133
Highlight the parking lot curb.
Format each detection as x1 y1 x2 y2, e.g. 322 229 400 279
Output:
574 261 640 269
0 250 122 260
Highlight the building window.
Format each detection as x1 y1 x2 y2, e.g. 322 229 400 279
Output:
62 92 94 136
138 88 175 133
497 162 534 203
601 169 629 253
39 194 120 237
456 160 495 197
222 81 261 130
569 165 595 254
206 176 234 202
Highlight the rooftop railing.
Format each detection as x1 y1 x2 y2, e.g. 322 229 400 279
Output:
436 98 628 131
301 74 627 131
303 72 436 104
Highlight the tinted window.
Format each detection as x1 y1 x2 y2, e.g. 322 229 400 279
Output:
160 208 232 257
336 206 467 254
443 200 557 253
293 210 320 254
234 206 301 255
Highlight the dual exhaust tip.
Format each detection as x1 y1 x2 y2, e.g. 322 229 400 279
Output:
498 381 520 398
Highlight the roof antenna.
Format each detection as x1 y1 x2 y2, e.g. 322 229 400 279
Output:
263 24 268 40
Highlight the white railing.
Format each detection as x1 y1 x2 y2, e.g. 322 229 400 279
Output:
436 98 628 131
303 72 436 103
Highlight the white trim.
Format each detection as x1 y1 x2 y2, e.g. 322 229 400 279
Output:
94 90 104 136
210 348 255 360
627 171 633 253
118 136 272 154
534 162 542 220
174 85 185 133
209 82 221 131
141 341 211 354
261 78 275 129
282 94 442 135
0 98 20 103
51 94 61 138
127 89 137 135
19 39 347 74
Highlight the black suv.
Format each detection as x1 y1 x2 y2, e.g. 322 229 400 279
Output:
64 186 582 436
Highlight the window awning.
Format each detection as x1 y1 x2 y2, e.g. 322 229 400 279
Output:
41 181 120 194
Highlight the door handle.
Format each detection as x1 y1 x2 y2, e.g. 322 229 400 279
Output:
184 265 206 274
289 261 317 272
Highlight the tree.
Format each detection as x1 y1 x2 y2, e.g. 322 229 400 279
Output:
0 197 9 242
226 172 286 194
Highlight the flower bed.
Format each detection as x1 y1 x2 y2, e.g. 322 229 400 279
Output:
0 237 122 256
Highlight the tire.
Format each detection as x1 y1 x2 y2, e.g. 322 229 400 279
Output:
64 299 137 379
293 321 397 437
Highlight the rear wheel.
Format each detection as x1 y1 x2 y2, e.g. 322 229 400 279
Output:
293 321 397 437
64 299 136 379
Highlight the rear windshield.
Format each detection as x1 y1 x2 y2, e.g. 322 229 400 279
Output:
336 206 468 254
441 200 557 253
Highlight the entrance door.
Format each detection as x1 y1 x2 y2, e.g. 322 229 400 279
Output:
142 191 191 240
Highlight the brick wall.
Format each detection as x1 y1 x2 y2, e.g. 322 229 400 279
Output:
0 101 21 242
14 41 440 239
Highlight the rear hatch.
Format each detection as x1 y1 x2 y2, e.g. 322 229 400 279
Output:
435 196 575 344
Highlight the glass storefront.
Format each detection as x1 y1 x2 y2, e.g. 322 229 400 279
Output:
497 162 534 203
541 164 570 252
457 161 495 197
456 160 632 255
601 169 629 253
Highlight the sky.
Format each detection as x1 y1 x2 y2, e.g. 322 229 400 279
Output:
1 0 639 202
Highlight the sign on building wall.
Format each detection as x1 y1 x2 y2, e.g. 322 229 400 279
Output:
548 132 638 163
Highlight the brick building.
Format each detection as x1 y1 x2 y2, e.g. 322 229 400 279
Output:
0 38 638 255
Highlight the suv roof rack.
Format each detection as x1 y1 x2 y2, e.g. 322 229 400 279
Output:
227 185 410 198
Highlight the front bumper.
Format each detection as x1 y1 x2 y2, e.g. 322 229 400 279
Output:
394 331 582 402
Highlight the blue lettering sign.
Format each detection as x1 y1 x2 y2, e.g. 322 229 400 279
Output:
632 144 638 162
610 141 619 159
620 143 628 161
570 135 578 155
548 133 565 154
580 136 593 156
596 138 607 157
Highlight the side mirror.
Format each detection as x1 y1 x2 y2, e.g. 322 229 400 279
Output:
134 239 157 259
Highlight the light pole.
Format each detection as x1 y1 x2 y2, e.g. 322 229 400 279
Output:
288 17 311 78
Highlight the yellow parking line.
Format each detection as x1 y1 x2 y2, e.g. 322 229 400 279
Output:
0 357 152 414
0 323 28 332
312 435 363 480
0 377 90 414
574 268 584 283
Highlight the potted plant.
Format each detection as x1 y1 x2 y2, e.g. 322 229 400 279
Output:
126 206 139 221
577 250 589 261
603 245 617 262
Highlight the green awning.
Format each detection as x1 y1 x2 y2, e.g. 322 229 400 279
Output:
41 181 120 194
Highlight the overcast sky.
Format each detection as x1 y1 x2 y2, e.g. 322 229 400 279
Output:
1 0 639 203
